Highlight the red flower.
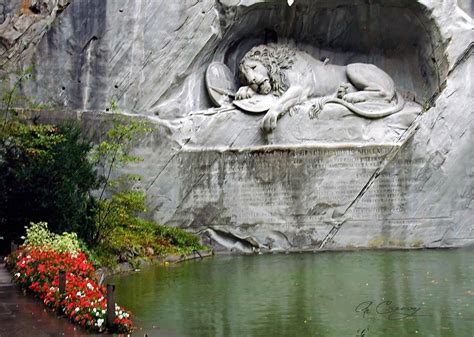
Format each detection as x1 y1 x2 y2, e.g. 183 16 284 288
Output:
8 247 133 333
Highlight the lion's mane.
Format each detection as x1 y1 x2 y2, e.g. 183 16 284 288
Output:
239 44 296 96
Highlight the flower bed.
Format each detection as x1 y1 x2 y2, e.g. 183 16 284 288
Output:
8 246 133 333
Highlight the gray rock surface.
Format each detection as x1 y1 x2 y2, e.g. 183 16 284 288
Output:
0 0 71 66
457 0 473 15
2 0 472 251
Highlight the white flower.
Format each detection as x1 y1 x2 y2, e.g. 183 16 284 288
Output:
118 314 123 319
14 273 20 278
96 318 104 327
76 291 85 298
86 282 94 291
75 307 80 312
101 309 106 314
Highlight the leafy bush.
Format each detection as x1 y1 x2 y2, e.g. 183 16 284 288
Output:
155 225 204 253
24 222 81 253
91 191 205 266
0 122 99 247
23 222 54 247
88 114 150 239
55 232 83 254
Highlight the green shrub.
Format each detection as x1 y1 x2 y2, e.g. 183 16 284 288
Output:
155 225 203 253
24 222 54 247
0 122 99 244
90 189 205 266
23 222 81 253
54 232 82 253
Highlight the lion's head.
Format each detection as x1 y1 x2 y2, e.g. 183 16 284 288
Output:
239 44 296 96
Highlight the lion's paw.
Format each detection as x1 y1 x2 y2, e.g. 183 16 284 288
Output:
337 83 350 99
235 86 256 100
342 92 367 103
261 110 279 133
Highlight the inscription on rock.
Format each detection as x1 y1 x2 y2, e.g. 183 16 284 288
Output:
172 146 398 232
353 156 426 219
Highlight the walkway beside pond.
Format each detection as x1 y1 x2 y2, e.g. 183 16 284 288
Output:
0 263 95 337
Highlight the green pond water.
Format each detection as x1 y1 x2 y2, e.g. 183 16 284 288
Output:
108 249 473 337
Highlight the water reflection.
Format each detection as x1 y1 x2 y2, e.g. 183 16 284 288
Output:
109 250 473 337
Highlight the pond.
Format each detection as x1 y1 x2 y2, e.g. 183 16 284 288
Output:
108 249 473 337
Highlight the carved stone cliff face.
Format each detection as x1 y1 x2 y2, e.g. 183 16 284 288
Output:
1 0 472 251
3 0 461 115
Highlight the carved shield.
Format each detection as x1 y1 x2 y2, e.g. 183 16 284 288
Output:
205 62 237 107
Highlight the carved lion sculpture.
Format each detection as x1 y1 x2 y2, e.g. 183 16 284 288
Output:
235 44 404 133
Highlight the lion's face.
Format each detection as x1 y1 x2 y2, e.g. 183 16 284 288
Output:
240 60 272 95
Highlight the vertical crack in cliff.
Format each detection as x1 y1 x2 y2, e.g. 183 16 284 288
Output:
319 113 424 249
175 169 212 210
145 137 192 192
